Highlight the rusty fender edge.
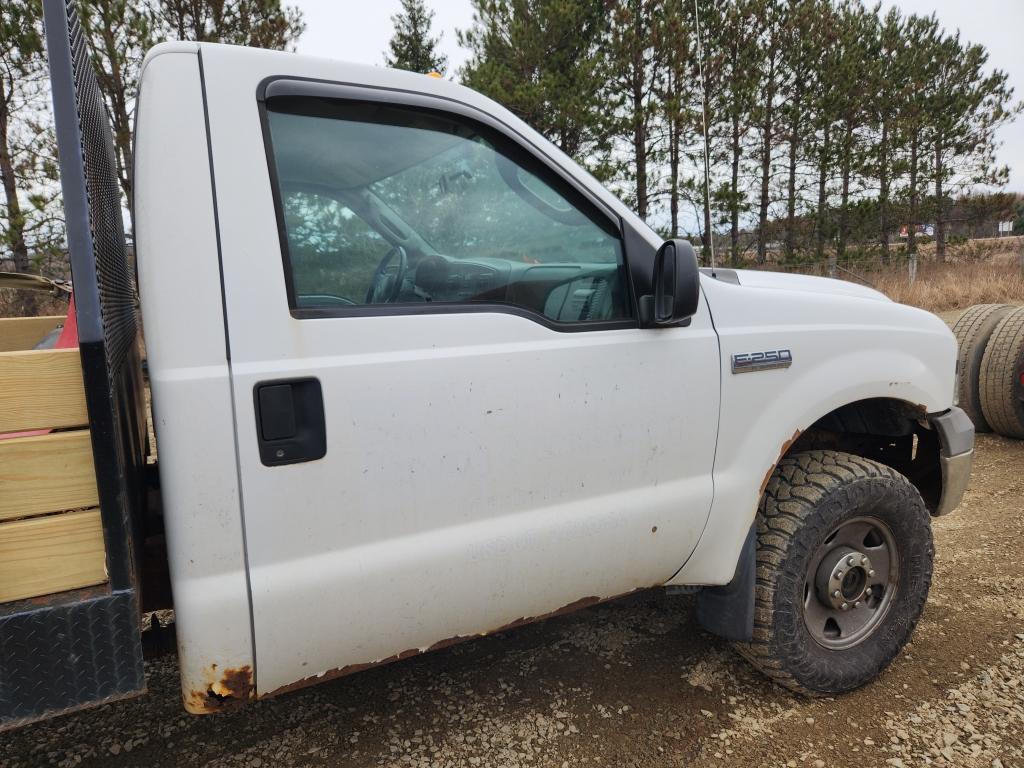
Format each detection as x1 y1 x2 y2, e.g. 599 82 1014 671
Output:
758 429 802 497
261 589 659 701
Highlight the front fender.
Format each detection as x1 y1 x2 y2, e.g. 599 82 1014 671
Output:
669 278 956 587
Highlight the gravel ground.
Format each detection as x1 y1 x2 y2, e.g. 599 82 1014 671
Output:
3 434 1023 768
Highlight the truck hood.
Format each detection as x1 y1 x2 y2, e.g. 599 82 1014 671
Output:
705 268 891 303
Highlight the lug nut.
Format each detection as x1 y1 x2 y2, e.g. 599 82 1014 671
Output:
854 601 861 608
868 569 875 577
865 587 873 596
841 602 850 610
832 590 841 598
847 556 855 566
835 570 844 579
861 555 868 565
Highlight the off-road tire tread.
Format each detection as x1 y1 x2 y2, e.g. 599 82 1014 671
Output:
979 306 1024 439
735 450 932 696
952 303 1015 432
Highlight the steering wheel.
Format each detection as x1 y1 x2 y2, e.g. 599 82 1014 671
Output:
365 245 409 304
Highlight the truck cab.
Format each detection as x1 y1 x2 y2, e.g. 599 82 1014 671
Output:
0 1 973 728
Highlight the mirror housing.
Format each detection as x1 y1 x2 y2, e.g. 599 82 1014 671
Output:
639 239 700 327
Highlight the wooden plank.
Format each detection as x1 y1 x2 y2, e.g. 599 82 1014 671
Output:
0 348 87 433
0 508 107 603
0 316 64 353
0 430 97 522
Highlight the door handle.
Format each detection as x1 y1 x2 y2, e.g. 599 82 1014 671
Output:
253 378 326 466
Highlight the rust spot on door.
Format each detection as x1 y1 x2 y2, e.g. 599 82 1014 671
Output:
185 664 254 713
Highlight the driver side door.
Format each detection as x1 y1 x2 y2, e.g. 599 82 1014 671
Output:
208 74 721 696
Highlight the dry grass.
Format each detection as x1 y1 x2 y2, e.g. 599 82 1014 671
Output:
871 259 1024 313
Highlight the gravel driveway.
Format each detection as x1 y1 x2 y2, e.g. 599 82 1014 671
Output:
3 434 1023 768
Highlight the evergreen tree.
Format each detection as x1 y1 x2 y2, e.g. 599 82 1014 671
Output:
606 0 665 221
385 0 448 74
830 2 878 264
778 0 823 259
0 1 64 302
899 12 942 261
655 0 697 237
79 0 153 205
712 0 759 265
78 0 305 211
750 0 785 263
924 31 1015 261
153 0 304 50
458 0 614 172
867 7 905 262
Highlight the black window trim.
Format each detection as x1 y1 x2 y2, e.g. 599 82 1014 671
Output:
256 75 645 333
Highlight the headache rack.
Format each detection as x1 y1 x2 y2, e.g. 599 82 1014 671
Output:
0 0 148 729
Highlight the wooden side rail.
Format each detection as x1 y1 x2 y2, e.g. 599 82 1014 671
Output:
0 315 64 353
0 343 107 604
0 431 98 522
0 348 88 434
0 510 106 603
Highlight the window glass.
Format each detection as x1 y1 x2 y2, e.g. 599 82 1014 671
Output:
266 99 632 323
281 191 390 306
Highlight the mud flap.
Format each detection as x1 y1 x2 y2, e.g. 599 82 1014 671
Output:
1 0 147 730
695 523 756 642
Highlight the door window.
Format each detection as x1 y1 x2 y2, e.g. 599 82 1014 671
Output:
264 99 632 325
281 191 391 307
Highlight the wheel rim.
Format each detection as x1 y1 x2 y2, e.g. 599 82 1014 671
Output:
802 516 899 650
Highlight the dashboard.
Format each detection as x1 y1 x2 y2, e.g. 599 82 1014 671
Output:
411 254 623 323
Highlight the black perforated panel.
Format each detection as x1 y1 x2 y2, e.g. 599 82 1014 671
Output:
0 0 148 729
63 0 138 372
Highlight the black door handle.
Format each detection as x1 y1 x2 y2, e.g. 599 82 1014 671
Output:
253 378 326 466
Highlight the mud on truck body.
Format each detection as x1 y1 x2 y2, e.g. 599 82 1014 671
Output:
0 0 973 729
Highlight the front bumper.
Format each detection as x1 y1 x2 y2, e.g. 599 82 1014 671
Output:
931 407 975 516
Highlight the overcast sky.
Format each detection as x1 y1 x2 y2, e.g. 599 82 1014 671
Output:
294 0 1023 192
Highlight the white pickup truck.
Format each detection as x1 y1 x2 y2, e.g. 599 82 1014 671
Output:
0 0 973 729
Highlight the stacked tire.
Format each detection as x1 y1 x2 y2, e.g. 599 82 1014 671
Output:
953 304 1024 439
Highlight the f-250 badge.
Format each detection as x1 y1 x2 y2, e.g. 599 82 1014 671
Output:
731 349 793 374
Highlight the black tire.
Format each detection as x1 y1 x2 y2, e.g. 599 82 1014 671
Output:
979 306 1024 439
952 303 1015 432
736 450 933 696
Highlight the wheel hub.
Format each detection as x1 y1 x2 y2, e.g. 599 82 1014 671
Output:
802 516 899 650
815 546 875 611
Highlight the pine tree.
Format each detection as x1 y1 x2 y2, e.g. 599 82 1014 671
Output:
153 0 305 50
869 7 905 262
78 0 305 212
712 0 759 265
750 0 785 263
778 0 823 259
655 0 696 237
79 0 153 205
607 0 665 221
385 0 448 75
458 0 613 171
0 1 64 301
924 32 1017 261
899 13 942 262
831 3 878 263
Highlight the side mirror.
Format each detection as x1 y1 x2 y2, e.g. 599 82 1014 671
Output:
640 239 700 327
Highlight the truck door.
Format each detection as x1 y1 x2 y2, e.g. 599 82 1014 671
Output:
202 55 721 696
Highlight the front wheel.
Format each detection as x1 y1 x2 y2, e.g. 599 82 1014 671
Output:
736 450 934 695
